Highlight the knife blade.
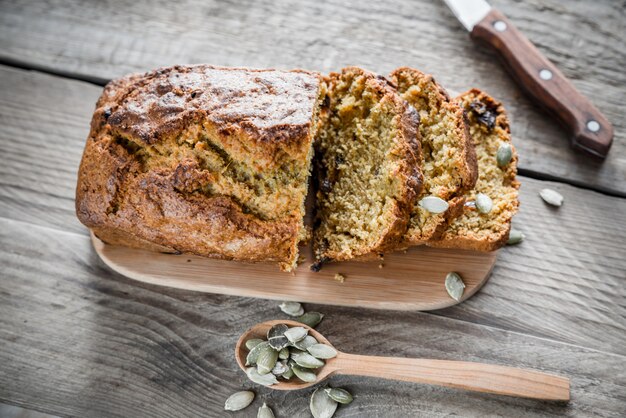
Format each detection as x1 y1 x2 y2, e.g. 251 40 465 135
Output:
443 0 613 158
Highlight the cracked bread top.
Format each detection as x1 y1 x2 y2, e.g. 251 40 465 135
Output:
76 65 324 271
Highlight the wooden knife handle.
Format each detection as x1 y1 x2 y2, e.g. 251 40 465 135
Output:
470 9 613 158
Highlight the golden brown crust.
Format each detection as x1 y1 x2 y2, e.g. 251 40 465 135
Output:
429 88 520 252
389 67 477 246
312 67 422 263
76 65 323 271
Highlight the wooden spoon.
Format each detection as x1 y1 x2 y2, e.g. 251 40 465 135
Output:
235 320 570 401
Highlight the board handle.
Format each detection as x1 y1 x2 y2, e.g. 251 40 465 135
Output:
470 9 613 158
333 353 570 401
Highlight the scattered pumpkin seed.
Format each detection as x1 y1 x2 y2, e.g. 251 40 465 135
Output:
246 367 278 386
224 390 255 411
245 338 264 350
284 326 308 343
279 301 304 317
507 229 524 245
256 345 279 375
292 335 318 351
307 344 337 359
267 324 290 350
297 312 324 328
475 193 493 214
310 387 338 418
293 352 325 368
271 360 289 375
291 364 317 383
418 196 449 214
539 188 564 207
246 341 270 366
324 387 353 404
257 403 275 418
278 347 290 360
496 143 513 167
445 272 465 301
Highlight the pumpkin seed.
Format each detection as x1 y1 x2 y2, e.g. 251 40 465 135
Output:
292 364 317 383
324 387 353 404
310 387 338 418
246 341 270 366
539 188 563 207
278 347 290 360
496 143 513 167
292 335 318 351
256 345 278 375
293 352 325 369
445 272 465 301
307 344 337 359
279 301 304 317
475 193 493 214
284 326 308 343
267 324 290 350
418 196 449 214
507 229 524 245
297 312 324 328
224 390 255 411
257 403 275 418
246 367 278 386
271 360 289 375
281 366 294 380
245 338 264 350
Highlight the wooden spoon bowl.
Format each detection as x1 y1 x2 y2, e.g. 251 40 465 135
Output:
236 320 570 400
235 319 336 390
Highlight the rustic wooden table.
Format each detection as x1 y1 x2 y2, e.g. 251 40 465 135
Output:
0 0 624 416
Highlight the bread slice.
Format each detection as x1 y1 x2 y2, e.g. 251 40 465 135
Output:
312 67 422 266
429 88 520 251
390 67 478 245
76 65 325 271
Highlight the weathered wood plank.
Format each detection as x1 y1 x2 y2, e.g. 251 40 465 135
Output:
0 66 100 235
0 218 624 417
0 0 624 194
1 65 625 357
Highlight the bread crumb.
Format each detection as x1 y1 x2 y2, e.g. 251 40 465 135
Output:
334 273 346 283
378 264 383 269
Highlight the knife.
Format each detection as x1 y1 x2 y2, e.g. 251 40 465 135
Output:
443 0 614 158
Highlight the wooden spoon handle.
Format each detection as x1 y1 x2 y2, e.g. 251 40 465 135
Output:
470 9 613 158
333 353 569 401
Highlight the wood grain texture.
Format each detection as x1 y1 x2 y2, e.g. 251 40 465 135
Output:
92 233 496 312
1 219 624 417
0 0 624 194
1 65 625 355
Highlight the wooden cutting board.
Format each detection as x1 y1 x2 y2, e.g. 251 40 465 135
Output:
92 234 496 311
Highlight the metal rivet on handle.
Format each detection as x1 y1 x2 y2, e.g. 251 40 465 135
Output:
493 21 507 32
587 120 600 132
539 69 553 80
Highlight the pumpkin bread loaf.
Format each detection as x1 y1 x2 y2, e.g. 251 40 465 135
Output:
429 88 520 251
312 67 422 266
390 67 478 245
76 65 325 271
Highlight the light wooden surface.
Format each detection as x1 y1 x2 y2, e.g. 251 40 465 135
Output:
237 320 570 400
0 0 624 196
0 0 625 416
93 233 496 311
